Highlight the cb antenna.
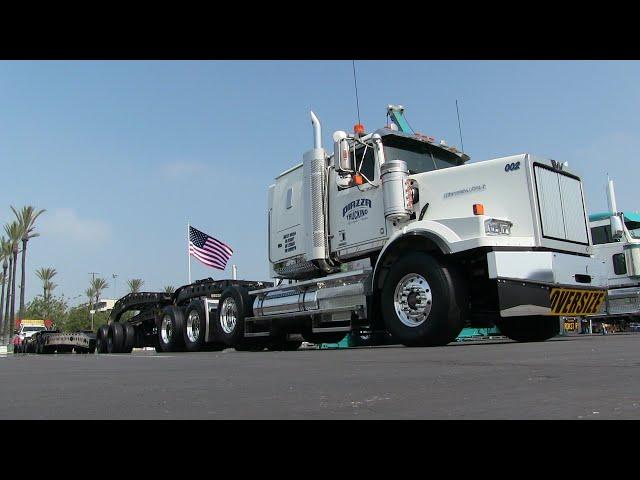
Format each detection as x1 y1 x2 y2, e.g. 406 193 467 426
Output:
352 60 362 126
456 99 465 154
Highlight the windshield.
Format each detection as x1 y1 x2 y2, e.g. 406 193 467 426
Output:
23 326 45 332
626 221 640 239
382 135 462 175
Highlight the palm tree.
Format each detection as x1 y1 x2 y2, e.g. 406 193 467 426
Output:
90 277 109 305
163 285 175 294
0 236 11 341
35 267 58 301
0 237 13 343
127 278 144 293
4 222 22 344
0 272 5 341
12 206 45 319
85 287 96 309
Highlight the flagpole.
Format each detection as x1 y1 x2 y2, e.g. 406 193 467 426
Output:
187 222 192 284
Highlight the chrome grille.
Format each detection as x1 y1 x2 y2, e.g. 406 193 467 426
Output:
534 165 588 244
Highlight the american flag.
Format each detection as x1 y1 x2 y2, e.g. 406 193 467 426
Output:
189 226 233 270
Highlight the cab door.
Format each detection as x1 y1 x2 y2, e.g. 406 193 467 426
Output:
329 144 387 259
590 221 627 287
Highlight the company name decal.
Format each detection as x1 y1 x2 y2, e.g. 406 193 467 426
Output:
443 184 486 199
343 199 372 222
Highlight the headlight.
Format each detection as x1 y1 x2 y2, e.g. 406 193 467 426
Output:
485 218 512 235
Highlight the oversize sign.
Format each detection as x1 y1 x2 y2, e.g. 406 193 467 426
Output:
548 288 606 316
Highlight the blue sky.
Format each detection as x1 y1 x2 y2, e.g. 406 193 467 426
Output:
1 60 639 305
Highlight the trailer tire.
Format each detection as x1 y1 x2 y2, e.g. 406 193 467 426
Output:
380 252 466 347
96 325 109 353
107 322 125 353
215 286 253 349
183 301 207 352
156 306 186 352
494 316 559 342
122 323 135 353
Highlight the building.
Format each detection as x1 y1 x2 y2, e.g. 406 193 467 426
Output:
94 299 116 312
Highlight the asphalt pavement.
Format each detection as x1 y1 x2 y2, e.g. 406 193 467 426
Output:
1 334 639 419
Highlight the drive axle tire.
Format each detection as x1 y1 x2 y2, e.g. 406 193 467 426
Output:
183 301 207 352
494 316 560 342
215 286 254 350
380 252 466 347
107 322 125 353
96 325 109 353
157 306 186 352
121 323 135 353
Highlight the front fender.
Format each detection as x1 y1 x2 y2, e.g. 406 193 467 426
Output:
372 221 461 290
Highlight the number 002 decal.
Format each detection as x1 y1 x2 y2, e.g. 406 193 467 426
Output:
548 288 606 316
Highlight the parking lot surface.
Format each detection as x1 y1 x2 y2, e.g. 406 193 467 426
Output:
1 334 639 419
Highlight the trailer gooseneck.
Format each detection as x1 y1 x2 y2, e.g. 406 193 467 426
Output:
95 104 608 353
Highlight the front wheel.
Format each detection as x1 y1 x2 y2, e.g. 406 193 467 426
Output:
494 316 559 342
380 252 466 347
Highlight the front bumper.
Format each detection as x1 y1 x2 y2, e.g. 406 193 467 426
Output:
600 286 640 317
487 251 608 318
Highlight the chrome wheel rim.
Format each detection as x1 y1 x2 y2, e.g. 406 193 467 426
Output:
220 297 237 334
393 273 433 327
186 310 201 343
161 315 173 344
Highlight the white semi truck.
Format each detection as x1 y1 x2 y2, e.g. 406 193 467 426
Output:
94 105 608 353
587 179 640 324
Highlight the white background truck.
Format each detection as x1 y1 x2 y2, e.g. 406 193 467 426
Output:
588 179 640 325
95 105 608 353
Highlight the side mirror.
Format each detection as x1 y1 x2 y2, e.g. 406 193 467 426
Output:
333 131 352 172
610 215 624 240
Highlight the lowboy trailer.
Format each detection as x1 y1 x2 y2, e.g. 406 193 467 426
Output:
16 330 96 354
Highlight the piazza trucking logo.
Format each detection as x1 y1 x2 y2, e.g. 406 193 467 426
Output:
343 199 372 223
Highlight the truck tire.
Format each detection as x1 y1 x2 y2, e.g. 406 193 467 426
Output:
156 306 186 352
183 301 207 352
494 316 559 342
96 325 109 353
215 286 253 349
107 322 125 353
380 252 466 347
121 323 135 353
